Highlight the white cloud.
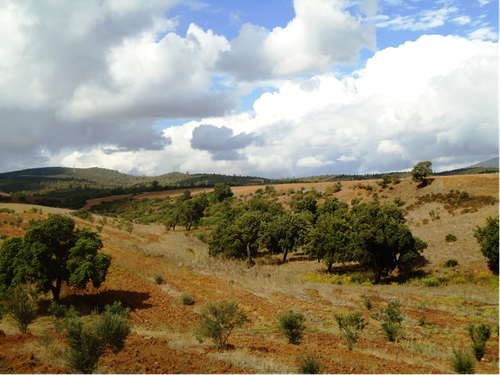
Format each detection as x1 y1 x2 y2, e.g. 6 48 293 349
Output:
468 27 498 41
375 6 458 31
452 16 471 25
337 155 356 161
216 0 376 81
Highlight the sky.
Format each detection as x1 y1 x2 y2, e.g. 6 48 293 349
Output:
0 0 498 178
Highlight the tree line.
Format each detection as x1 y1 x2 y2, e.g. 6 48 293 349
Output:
208 188 428 284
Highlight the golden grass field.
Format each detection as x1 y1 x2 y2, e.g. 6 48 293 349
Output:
0 174 498 374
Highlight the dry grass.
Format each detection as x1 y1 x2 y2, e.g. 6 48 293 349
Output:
207 350 297 374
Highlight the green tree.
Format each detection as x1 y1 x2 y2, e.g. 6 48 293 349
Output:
180 198 206 230
235 211 262 265
213 183 233 202
382 174 392 185
411 161 432 185
304 211 352 272
473 216 499 270
278 309 306 345
259 212 310 263
209 220 246 259
0 215 111 301
334 310 368 351
293 195 317 217
351 203 427 284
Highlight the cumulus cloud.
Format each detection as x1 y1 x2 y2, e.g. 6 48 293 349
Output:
216 0 375 81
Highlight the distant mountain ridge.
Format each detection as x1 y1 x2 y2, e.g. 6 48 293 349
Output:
467 157 499 169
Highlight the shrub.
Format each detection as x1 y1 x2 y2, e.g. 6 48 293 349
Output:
278 309 306 345
445 233 458 242
179 291 194 305
460 191 470 199
194 299 248 349
371 300 404 342
48 301 78 332
297 353 323 374
465 322 491 360
416 301 429 326
450 348 476 374
423 277 442 287
444 259 458 267
154 275 164 285
361 295 373 310
0 284 38 333
334 311 368 351
70 208 94 223
0 233 7 240
64 302 131 374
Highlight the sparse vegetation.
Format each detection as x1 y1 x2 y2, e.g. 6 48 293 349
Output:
297 353 323 374
0 284 38 333
444 259 458 267
179 291 194 305
465 322 491 361
334 310 368 350
445 233 458 242
278 309 306 345
194 299 248 349
371 300 404 342
451 347 476 374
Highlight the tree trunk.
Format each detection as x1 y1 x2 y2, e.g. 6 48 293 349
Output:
247 243 253 268
327 262 333 273
282 248 289 263
52 277 62 301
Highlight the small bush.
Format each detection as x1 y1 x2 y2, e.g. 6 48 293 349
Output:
423 277 442 287
0 284 38 333
444 259 458 267
64 302 131 374
0 233 7 240
371 300 403 342
451 348 476 374
416 301 429 326
361 295 372 310
460 191 470 199
154 275 164 285
48 301 78 332
334 310 368 351
179 291 194 305
70 208 94 223
194 299 248 349
278 309 306 345
297 353 323 374
466 322 491 360
445 233 458 242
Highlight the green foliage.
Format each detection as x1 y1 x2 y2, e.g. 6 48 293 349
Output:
64 301 131 374
444 259 458 267
47 301 78 332
392 174 400 184
71 208 94 222
460 191 470 199
411 161 432 185
0 215 111 301
445 233 458 242
0 233 7 240
154 275 163 285
194 299 248 349
382 174 392 185
293 195 318 216
297 353 323 374
473 216 499 270
213 183 233 203
259 211 310 263
0 284 38 333
278 309 306 345
416 301 429 326
179 291 194 305
451 348 476 374
371 300 404 342
351 203 427 283
465 323 491 360
361 294 372 310
304 210 351 272
334 310 368 351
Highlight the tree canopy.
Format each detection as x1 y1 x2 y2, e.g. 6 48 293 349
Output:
411 161 432 185
473 216 499 271
213 183 233 202
0 215 111 300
